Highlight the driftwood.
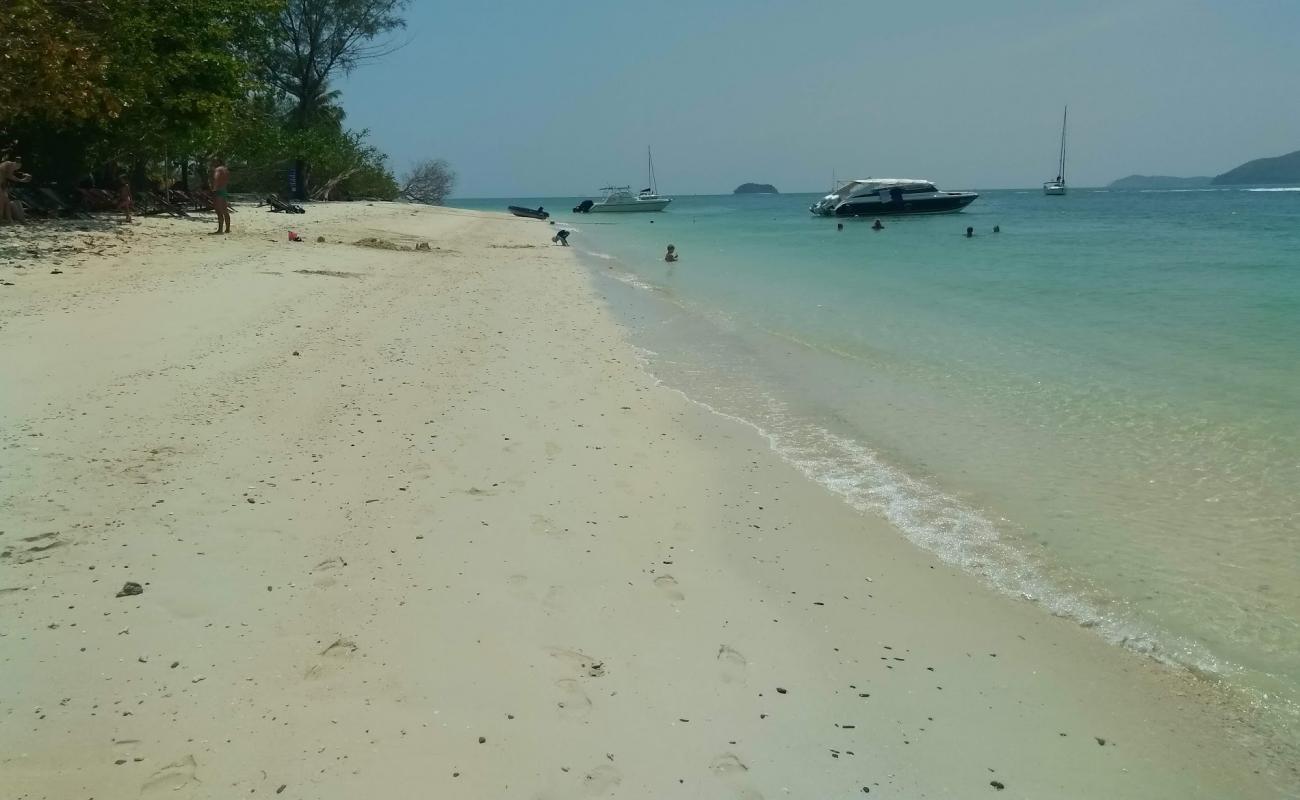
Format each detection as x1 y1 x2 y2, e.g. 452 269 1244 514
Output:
311 168 360 201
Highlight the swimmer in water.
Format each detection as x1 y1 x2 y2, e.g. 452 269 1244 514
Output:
664 244 678 263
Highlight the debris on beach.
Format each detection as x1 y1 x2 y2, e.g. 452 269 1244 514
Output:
115 581 144 598
353 237 405 251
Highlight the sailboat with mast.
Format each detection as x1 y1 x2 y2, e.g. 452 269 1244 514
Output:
589 147 673 212
1043 106 1068 195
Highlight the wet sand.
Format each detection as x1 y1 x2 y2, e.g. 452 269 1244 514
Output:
0 203 1288 798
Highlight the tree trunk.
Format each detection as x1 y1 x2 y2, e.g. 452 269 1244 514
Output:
293 157 309 200
130 159 147 192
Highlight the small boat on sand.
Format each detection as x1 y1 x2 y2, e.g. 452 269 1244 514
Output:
508 205 549 220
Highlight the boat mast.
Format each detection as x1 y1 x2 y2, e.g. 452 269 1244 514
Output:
647 146 657 195
1058 106 1068 183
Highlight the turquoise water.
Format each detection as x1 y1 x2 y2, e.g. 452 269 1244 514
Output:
457 188 1300 751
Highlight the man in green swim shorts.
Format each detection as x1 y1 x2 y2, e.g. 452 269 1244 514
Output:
210 157 231 235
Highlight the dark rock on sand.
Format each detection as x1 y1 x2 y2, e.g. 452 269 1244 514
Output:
116 582 144 598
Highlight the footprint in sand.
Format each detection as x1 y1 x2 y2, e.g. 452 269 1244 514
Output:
311 556 347 588
710 752 749 775
542 584 567 613
305 637 358 679
140 755 199 798
717 645 748 685
531 514 565 538
653 574 684 602
582 764 623 796
506 574 534 601
710 752 764 799
544 441 562 459
546 647 606 678
555 678 592 718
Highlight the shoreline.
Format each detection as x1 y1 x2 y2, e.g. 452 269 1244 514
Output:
2 203 1292 797
573 234 1296 718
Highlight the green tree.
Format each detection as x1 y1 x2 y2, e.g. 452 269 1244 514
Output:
0 0 118 125
264 0 408 195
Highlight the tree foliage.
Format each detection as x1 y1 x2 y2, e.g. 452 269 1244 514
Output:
266 0 409 129
401 160 457 205
1 0 118 124
1 0 426 202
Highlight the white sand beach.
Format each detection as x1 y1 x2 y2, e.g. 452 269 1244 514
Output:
0 204 1288 798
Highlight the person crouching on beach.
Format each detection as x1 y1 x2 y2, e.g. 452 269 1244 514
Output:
0 154 33 224
552 229 570 246
664 244 678 262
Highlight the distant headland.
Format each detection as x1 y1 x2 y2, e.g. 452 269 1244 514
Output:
733 183 779 194
1107 175 1212 190
1109 148 1300 188
1212 149 1300 185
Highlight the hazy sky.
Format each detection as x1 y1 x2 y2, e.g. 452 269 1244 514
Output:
337 0 1300 197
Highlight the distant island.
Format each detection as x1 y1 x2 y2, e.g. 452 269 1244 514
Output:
1108 148 1300 189
734 183 779 194
1213 149 1300 185
1108 175 1212 190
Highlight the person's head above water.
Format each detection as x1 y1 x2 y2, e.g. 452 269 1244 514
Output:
965 226 974 237
872 219 883 230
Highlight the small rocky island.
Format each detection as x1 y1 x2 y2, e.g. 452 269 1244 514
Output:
1108 175 1211 189
733 183 779 194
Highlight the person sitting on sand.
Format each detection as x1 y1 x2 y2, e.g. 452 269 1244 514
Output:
552 229 570 246
872 219 884 230
0 155 33 224
210 158 231 235
664 244 678 263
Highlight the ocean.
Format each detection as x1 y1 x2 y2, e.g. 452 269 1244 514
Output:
454 187 1300 752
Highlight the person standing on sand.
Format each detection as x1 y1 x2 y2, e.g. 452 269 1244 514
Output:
210 158 231 235
0 155 33 224
117 174 134 223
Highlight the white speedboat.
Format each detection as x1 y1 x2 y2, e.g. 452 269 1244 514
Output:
1044 106 1068 195
588 185 672 212
588 147 672 212
809 178 978 216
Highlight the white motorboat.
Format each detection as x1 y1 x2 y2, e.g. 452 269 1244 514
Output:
588 147 672 212
1044 106 1068 195
588 186 672 212
809 178 978 217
